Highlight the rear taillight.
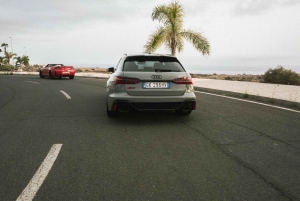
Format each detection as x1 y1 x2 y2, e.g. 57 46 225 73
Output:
114 76 140 84
113 102 118 111
173 77 193 84
174 77 194 93
192 101 196 110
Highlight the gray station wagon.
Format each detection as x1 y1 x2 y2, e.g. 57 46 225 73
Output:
106 54 196 117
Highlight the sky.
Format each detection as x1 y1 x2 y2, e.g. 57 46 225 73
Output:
1 0 300 72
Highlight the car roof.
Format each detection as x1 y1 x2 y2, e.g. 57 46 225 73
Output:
124 54 175 58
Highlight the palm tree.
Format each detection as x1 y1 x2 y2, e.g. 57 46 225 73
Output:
13 55 30 67
2 57 9 65
144 1 210 56
21 55 30 66
1 43 9 53
14 56 23 67
4 51 17 65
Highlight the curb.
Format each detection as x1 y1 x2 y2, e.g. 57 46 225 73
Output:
194 86 300 110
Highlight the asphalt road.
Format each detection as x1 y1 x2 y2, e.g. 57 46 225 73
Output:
0 75 300 201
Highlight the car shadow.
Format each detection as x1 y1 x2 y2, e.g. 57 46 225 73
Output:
107 110 193 126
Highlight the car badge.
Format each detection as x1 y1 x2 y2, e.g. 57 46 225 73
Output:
151 75 162 79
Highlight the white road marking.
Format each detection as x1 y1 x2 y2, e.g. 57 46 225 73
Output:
16 144 63 201
60 90 71 99
25 81 40 84
195 91 300 114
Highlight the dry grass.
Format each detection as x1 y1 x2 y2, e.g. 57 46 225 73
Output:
190 73 263 83
75 67 110 74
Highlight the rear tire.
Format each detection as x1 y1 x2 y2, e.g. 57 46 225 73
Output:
49 71 54 79
39 71 45 78
69 76 74 79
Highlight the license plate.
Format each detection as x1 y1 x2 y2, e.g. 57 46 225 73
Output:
143 82 170 89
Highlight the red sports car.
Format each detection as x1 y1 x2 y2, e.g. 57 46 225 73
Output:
39 64 75 79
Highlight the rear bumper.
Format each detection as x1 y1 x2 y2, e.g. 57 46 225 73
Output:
107 88 196 111
109 100 196 112
54 70 75 77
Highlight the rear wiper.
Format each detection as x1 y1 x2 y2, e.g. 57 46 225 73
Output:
155 69 179 72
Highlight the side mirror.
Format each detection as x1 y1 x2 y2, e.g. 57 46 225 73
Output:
106 67 115 73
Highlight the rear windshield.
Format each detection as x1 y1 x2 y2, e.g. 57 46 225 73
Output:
123 56 185 72
46 64 63 67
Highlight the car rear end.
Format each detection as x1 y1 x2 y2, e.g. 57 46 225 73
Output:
53 65 75 79
106 55 196 116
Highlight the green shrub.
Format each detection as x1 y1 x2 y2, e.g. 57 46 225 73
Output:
0 64 14 71
263 66 300 85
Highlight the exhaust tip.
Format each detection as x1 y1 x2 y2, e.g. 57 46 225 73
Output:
182 106 192 112
119 107 130 113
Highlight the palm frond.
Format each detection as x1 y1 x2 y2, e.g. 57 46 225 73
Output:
144 26 166 54
152 5 168 23
179 29 210 55
176 35 184 53
169 1 184 28
152 1 183 31
4 51 17 65
22 56 30 66
1 43 8 48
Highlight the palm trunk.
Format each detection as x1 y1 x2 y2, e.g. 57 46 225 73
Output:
171 36 176 56
171 47 176 56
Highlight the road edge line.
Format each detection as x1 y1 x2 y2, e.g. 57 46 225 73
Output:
195 91 300 114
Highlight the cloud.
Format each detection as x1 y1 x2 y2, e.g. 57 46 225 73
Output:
233 0 300 15
179 1 210 17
